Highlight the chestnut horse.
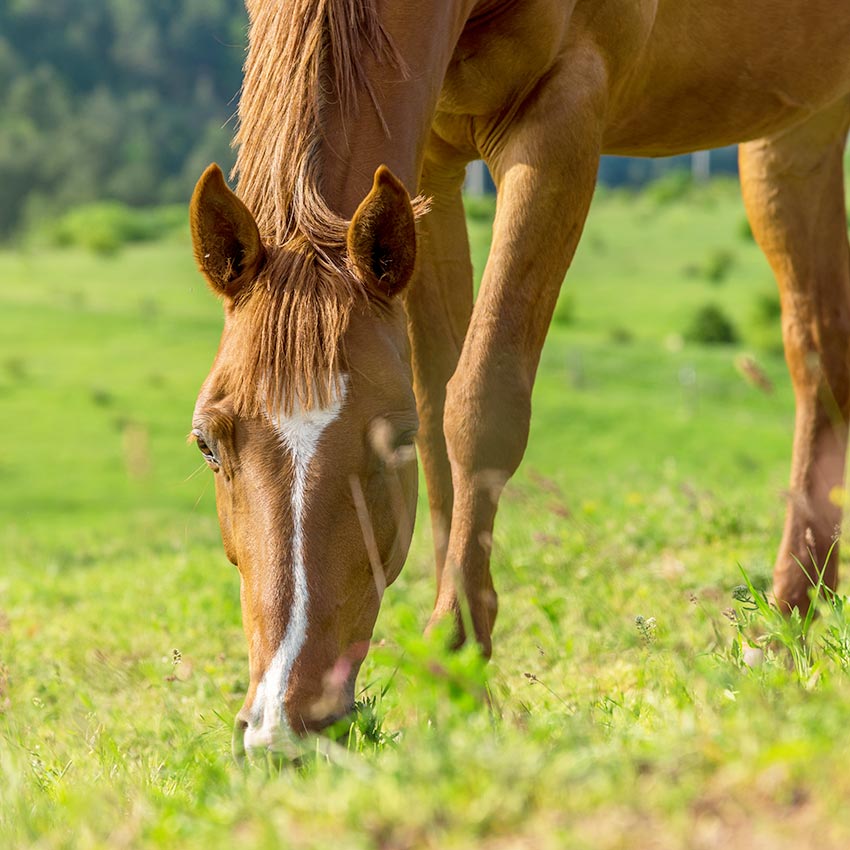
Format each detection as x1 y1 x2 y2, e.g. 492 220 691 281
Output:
189 0 850 755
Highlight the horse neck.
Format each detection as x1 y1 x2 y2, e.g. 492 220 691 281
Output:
318 1 476 216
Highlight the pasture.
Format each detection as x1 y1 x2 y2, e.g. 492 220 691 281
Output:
3 179 850 848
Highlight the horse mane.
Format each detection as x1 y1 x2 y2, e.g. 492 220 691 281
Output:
230 0 418 415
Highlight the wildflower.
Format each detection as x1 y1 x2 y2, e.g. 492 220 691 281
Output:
635 615 657 644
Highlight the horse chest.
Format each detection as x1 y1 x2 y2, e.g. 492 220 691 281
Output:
436 0 572 118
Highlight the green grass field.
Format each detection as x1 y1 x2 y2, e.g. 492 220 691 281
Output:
4 179 850 849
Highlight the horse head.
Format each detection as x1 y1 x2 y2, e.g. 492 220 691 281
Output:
189 164 419 757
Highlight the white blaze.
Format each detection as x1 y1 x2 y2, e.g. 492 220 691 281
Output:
243 379 347 751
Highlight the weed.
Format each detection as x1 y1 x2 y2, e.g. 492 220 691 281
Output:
348 695 400 752
634 615 657 646
732 542 841 686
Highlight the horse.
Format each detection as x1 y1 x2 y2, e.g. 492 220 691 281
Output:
189 0 850 757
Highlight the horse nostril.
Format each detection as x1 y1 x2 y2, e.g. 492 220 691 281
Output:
231 717 248 765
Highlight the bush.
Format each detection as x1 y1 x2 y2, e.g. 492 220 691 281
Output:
685 303 739 345
45 202 185 255
609 325 634 345
753 291 781 324
738 216 755 242
749 291 784 354
646 170 693 206
703 248 735 284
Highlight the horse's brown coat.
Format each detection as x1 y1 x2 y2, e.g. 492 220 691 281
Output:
190 0 850 750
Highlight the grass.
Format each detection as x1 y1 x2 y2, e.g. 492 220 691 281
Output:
3 179 850 848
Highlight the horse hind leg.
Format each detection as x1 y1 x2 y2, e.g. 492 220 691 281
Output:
739 96 850 613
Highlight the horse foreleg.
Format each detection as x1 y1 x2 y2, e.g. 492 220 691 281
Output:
739 97 850 614
430 57 607 654
406 140 474 595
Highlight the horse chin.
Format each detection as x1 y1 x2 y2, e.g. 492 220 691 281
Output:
234 655 363 765
238 717 316 765
234 704 358 768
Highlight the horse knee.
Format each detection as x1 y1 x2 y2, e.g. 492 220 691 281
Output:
443 368 531 486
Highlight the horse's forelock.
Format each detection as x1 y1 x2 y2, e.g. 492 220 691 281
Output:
226 246 365 418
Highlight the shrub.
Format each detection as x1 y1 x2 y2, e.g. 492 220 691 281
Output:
753 290 781 323
44 202 185 255
608 325 633 345
703 248 735 284
738 216 754 242
749 290 783 354
646 170 692 206
684 303 739 345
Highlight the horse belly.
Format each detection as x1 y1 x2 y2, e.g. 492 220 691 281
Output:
602 0 850 154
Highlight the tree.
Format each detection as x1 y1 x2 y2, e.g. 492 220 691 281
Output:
0 0 247 237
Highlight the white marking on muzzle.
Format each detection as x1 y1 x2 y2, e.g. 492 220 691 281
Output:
243 378 348 751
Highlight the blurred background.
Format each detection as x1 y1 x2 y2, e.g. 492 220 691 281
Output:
0 0 245 239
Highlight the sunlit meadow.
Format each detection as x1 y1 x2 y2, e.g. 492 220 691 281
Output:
3 179 850 849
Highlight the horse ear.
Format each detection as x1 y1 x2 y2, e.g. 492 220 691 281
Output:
347 165 416 298
190 164 265 298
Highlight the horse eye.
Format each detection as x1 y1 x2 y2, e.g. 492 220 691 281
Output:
397 430 417 447
391 431 417 465
192 430 219 468
368 419 417 470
